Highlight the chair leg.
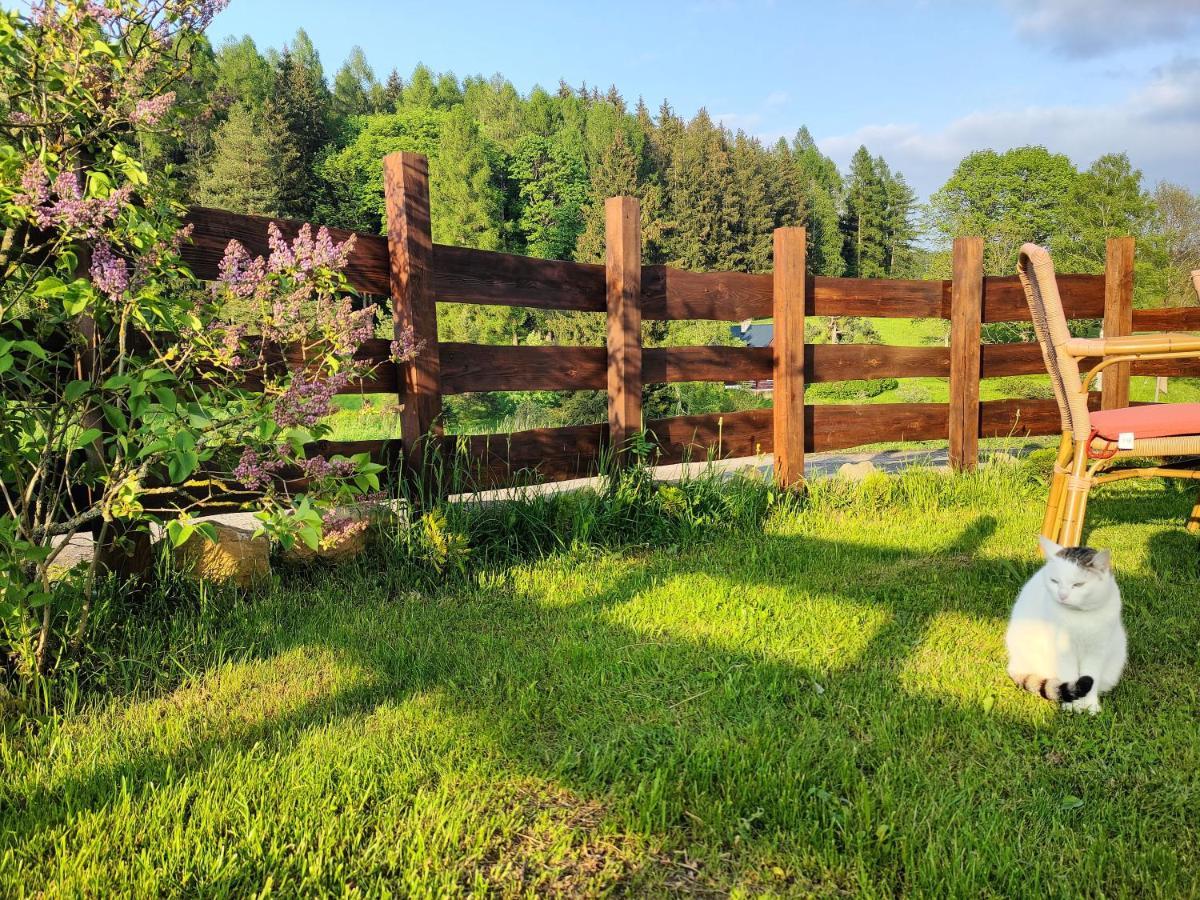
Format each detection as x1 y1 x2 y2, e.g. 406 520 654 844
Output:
1188 489 1200 534
1058 448 1092 548
1041 436 1073 541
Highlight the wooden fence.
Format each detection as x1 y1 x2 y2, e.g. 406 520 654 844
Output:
179 151 1200 492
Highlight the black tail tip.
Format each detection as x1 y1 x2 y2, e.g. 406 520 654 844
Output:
1065 676 1094 702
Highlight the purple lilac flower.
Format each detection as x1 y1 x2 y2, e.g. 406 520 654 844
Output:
273 370 351 428
390 327 425 363
12 160 50 208
89 241 128 300
321 514 370 548
30 170 132 238
215 240 266 299
298 455 359 480
233 447 283 491
131 91 175 126
83 2 120 25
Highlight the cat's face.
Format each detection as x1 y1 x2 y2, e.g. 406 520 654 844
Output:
1038 537 1114 611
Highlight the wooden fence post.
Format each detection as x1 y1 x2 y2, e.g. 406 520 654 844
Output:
605 196 642 456
383 152 442 482
1102 236 1135 411
948 236 984 472
772 226 806 488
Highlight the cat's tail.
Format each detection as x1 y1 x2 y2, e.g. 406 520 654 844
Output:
1012 673 1095 703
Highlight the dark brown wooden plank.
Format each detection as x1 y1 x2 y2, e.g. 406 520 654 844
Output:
949 237 984 471
980 394 1100 439
384 152 442 467
981 274 1104 322
980 342 1045 378
641 269 946 321
442 423 607 488
183 207 390 295
1102 237 1135 410
641 267 772 320
432 244 605 312
1132 307 1200 332
807 403 947 452
643 345 773 384
440 344 606 394
812 277 945 319
773 227 806 486
606 197 642 452
647 408 774 465
808 344 950 382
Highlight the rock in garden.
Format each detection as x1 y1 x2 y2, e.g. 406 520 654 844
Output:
837 460 879 481
174 523 270 588
283 509 371 565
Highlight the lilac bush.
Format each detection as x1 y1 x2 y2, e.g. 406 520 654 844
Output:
0 2 409 687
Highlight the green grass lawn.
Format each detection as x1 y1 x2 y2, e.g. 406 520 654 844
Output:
3 462 1199 896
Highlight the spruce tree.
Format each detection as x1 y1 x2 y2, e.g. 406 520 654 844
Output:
273 37 333 220
841 146 888 277
332 46 380 120
791 127 844 276
195 101 295 216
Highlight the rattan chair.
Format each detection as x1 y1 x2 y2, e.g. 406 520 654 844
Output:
1017 244 1200 546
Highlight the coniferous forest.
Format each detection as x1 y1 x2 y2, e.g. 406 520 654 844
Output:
155 31 1200 430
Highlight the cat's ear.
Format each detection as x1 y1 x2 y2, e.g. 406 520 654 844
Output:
1038 535 1061 559
1091 549 1112 572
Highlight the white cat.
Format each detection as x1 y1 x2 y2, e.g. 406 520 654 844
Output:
1005 536 1127 714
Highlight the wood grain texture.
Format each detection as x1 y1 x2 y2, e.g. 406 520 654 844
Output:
606 197 643 451
949 237 984 471
183 207 390 295
643 345 772 383
1131 307 1200 332
981 274 1104 322
1102 237 1135 410
980 394 1100 439
440 344 606 394
807 403 947 451
432 244 605 312
812 277 944 318
384 152 442 464
773 227 806 487
641 267 771 320
441 423 607 488
809 344 949 382
647 408 774 464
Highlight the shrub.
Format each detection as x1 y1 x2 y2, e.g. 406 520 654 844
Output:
0 2 400 691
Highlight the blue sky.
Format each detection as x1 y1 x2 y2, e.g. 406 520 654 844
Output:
209 0 1200 200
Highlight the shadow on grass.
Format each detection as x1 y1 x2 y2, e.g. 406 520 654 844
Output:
9 500 1200 893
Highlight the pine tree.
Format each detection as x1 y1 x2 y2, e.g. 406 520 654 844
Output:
664 110 736 270
727 132 774 272
382 69 404 111
792 127 844 276
841 146 888 277
575 128 640 263
273 36 333 220
195 101 295 216
332 46 380 120
877 158 917 276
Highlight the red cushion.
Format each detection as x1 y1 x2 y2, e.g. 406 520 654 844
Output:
1090 403 1200 441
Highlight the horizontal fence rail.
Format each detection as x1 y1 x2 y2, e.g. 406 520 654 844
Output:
175 153 1200 493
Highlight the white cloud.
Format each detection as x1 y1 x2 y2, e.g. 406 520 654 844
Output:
819 55 1200 199
1006 0 1200 58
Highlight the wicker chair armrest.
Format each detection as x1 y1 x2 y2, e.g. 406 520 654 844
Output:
1063 333 1200 358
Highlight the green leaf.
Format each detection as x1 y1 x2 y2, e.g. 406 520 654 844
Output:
33 277 66 298
165 520 194 548
194 523 218 544
100 403 127 431
13 340 46 360
0 354 11 375
152 387 177 411
64 380 91 403
1060 795 1084 811
298 525 320 551
72 427 103 450
168 449 198 484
